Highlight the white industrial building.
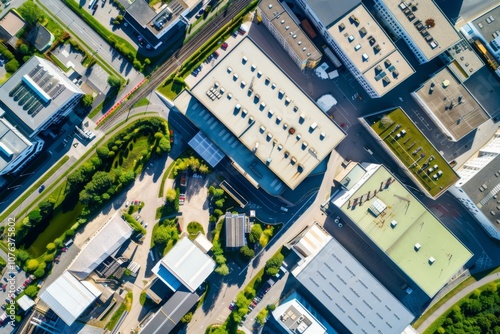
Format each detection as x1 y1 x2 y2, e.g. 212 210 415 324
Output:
68 213 133 279
39 271 101 326
449 129 500 240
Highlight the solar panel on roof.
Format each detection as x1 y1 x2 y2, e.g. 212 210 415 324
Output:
188 132 225 167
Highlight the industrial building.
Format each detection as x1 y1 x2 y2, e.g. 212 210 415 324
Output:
225 212 247 250
0 56 83 175
39 271 102 326
68 213 133 279
272 298 327 334
290 222 415 334
373 0 461 64
151 237 215 293
449 129 500 240
174 37 345 195
258 0 322 70
411 67 490 141
331 163 473 297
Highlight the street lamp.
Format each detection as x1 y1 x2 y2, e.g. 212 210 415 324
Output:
6 185 22 191
19 171 35 178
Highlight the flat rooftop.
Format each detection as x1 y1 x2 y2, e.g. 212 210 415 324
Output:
307 0 361 27
367 107 460 198
259 0 322 64
182 37 345 190
293 234 414 333
273 299 327 334
472 4 500 43
327 4 414 96
0 11 25 38
0 56 83 133
378 0 461 60
126 0 187 36
332 163 473 297
412 67 490 141
445 39 484 81
0 117 31 172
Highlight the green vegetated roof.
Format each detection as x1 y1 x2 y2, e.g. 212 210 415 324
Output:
339 165 473 297
370 107 459 197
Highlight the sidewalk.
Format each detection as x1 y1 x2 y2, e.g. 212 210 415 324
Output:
416 272 500 333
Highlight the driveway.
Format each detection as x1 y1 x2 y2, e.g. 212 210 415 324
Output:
178 173 210 235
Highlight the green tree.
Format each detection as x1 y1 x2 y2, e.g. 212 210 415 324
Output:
5 59 19 73
215 264 229 276
81 94 94 107
19 44 30 54
181 312 193 323
46 243 56 253
249 224 262 243
214 199 224 208
96 146 110 160
33 267 45 278
240 245 254 258
18 1 43 26
158 137 170 153
256 308 268 325
153 225 178 246
107 75 122 87
213 188 225 198
215 254 226 265
24 286 39 298
166 188 177 202
15 249 30 264
119 170 135 185
26 259 39 272
28 210 43 226
265 253 284 276
199 164 209 174
38 200 55 216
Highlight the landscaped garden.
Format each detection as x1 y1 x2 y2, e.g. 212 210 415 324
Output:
368 108 459 197
9 117 170 281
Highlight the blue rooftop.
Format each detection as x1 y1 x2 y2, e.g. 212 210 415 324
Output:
157 264 182 291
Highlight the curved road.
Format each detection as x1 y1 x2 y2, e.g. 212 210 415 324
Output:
416 272 500 333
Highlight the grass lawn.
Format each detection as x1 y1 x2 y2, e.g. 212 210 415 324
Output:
105 291 133 330
111 135 150 172
27 203 83 257
413 266 500 329
133 97 150 109
0 73 11 85
157 77 187 100
370 108 458 197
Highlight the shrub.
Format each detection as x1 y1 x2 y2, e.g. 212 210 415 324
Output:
46 243 56 253
33 267 45 278
5 59 20 73
181 312 193 323
24 286 39 298
26 259 39 272
81 94 94 107
44 253 55 262
215 264 229 276
107 75 122 87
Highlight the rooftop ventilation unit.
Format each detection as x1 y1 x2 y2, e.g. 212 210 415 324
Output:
242 109 248 117
233 73 238 80
293 34 297 39
362 53 369 61
227 93 232 99
354 44 362 51
302 47 306 51
298 41 302 45
267 132 273 140
285 26 290 30
428 257 435 265
260 125 266 132
281 20 285 24
348 35 354 42
242 56 247 64
276 116 282 124
214 82 219 88
257 71 262 77
251 64 256 71
271 83 276 89
310 122 317 131
268 4 272 8
390 220 397 228
227 67 232 73
414 243 421 251
253 142 259 152
320 132 325 140
241 81 246 88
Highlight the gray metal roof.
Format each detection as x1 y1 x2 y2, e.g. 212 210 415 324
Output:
306 0 361 27
68 213 133 279
472 5 500 43
461 155 500 226
153 237 215 292
0 56 83 134
225 212 246 249
40 271 101 326
294 238 414 334
126 0 157 26
141 289 199 334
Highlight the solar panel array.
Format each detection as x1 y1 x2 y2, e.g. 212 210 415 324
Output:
188 132 225 167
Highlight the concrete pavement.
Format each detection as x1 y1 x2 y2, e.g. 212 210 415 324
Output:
416 272 500 333
187 150 346 331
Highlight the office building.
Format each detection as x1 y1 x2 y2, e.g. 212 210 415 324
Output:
373 0 461 63
225 212 247 250
462 4 500 62
258 0 322 70
449 129 500 240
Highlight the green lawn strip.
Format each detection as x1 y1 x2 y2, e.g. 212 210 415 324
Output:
48 53 70 72
158 163 174 197
105 291 133 330
122 213 146 234
132 97 149 109
413 266 500 328
0 155 70 223
423 278 500 334
187 222 204 240
370 108 458 196
60 0 140 69
88 100 105 119
36 0 122 79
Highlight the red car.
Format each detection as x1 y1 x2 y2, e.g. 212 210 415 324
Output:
221 42 228 51
61 248 67 252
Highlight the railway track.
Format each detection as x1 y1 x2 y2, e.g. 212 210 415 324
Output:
100 0 252 129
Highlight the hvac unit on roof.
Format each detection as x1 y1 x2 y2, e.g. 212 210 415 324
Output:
429 257 436 265
390 220 397 228
320 132 325 140
414 243 421 251
242 56 247 64
251 64 256 71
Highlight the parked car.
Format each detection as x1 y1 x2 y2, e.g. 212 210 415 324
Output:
221 42 228 50
2 285 6 292
39 185 45 193
61 248 67 252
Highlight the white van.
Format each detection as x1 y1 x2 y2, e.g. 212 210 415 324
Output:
149 250 155 262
